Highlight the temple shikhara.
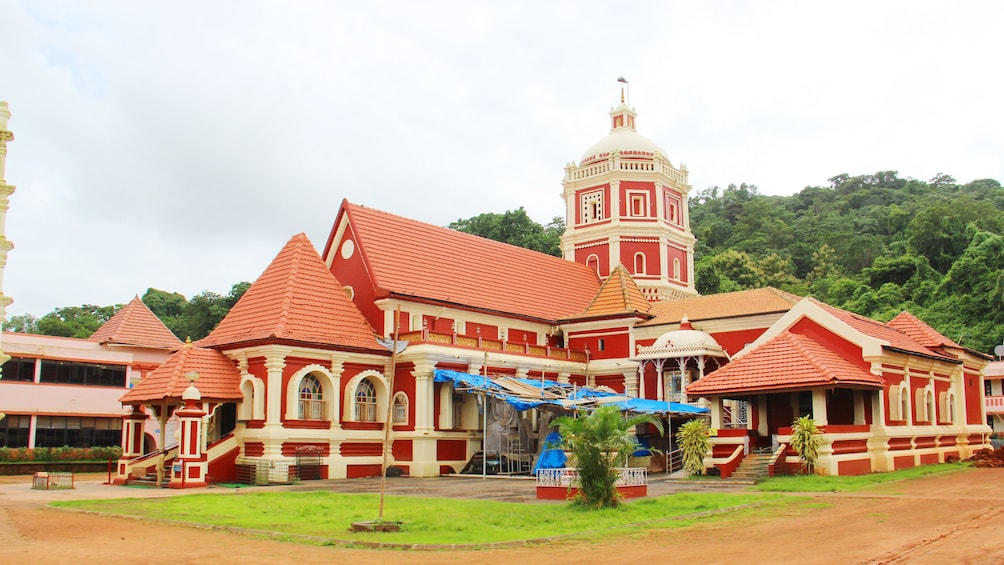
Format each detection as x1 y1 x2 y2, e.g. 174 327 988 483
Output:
0 90 995 485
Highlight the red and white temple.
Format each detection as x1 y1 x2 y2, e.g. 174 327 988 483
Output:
103 89 992 485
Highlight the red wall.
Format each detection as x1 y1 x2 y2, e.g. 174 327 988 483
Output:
328 222 384 333
789 318 868 372
574 241 610 276
567 327 631 359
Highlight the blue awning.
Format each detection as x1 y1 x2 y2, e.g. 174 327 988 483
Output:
433 369 708 417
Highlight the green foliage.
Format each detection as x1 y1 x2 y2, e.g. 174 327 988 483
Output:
676 419 711 476
553 405 664 509
2 313 38 333
789 416 823 474
34 305 120 338
0 445 122 462
449 207 563 257
691 170 1004 353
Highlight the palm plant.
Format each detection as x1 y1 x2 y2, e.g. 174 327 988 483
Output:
790 415 823 474
676 419 711 476
552 405 663 508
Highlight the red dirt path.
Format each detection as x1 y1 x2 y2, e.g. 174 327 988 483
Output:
3 469 1004 564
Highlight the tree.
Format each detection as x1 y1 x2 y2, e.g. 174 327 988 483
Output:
553 405 663 509
790 416 823 474
449 208 563 257
35 305 120 338
3 313 38 333
179 282 251 340
142 288 189 337
676 419 711 476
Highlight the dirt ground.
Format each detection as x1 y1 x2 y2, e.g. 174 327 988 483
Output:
3 469 1004 564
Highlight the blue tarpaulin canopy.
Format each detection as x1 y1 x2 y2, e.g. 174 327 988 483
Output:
433 369 708 417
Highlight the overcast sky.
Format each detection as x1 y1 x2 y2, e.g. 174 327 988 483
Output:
1 1 1002 318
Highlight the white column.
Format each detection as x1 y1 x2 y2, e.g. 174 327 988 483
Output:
264 351 286 427
811 390 828 425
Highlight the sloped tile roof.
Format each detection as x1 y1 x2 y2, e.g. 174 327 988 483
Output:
640 287 801 326
808 299 951 359
89 296 183 350
565 264 652 320
120 344 242 404
686 331 884 396
198 233 380 351
885 311 962 349
336 202 601 321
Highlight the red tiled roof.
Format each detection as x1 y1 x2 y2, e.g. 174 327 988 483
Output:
808 299 951 359
120 344 241 404
687 331 884 396
331 202 601 322
565 265 652 320
198 233 380 351
885 311 962 349
641 287 801 326
89 296 182 349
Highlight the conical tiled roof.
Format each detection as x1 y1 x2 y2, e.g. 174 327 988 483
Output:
564 264 652 321
89 296 183 349
120 342 241 404
327 201 601 322
687 331 884 396
198 233 380 351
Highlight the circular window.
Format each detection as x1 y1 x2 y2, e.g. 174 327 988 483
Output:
340 239 355 259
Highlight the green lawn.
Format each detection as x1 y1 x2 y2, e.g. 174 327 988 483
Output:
754 462 968 492
53 490 791 546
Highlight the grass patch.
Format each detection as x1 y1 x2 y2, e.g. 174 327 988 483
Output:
52 490 788 546
754 462 968 492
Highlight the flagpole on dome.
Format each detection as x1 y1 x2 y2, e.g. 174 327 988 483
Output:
617 76 629 105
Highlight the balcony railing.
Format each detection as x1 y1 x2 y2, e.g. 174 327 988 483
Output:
397 329 588 362
986 395 1004 414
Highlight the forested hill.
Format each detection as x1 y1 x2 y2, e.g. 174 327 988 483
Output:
691 171 1004 354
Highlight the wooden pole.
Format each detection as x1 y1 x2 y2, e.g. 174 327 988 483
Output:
378 306 402 521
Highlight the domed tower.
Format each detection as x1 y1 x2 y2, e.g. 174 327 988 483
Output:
561 86 696 300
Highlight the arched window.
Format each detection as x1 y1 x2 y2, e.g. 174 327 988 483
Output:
634 252 646 274
891 382 909 422
673 258 682 280
355 379 377 422
299 375 324 420
939 391 957 424
586 254 600 275
392 393 409 425
915 386 935 423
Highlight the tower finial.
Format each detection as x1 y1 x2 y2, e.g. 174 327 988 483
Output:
617 77 628 104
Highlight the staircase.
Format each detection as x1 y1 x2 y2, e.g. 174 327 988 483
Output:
728 452 772 483
126 461 173 488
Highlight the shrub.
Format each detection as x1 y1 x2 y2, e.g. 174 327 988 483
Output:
0 446 122 463
790 416 823 474
676 419 711 476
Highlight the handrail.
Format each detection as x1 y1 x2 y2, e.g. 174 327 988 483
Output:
767 442 787 477
665 448 684 474
717 444 744 478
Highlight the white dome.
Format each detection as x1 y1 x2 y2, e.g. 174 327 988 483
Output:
652 329 721 351
580 128 667 165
